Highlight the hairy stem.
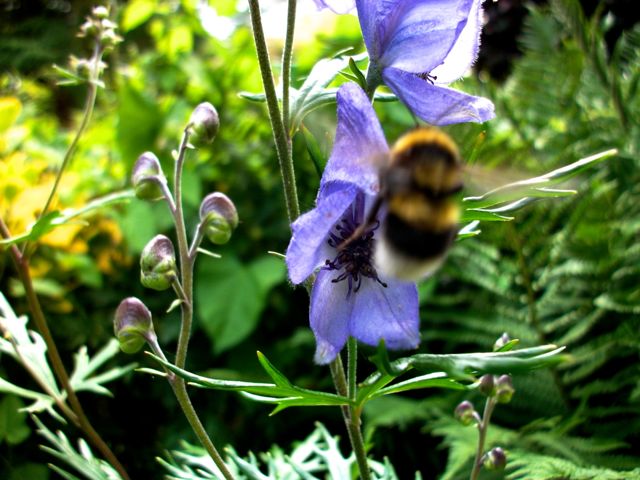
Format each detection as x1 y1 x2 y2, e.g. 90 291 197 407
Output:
469 397 497 480
167 129 235 480
173 128 194 370
248 0 300 223
30 43 103 258
0 219 131 480
281 0 297 136
330 353 371 480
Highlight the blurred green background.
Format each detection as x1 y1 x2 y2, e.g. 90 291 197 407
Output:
1 0 639 478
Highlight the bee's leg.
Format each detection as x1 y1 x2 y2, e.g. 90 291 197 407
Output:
338 195 384 250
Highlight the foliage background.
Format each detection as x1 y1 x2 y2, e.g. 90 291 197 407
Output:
1 0 639 478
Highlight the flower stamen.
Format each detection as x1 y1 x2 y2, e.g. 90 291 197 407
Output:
323 202 387 299
416 72 437 84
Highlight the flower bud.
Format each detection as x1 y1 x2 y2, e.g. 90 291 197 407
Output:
100 28 122 49
454 400 477 427
188 102 219 146
132 152 165 201
199 192 238 245
483 447 507 471
495 375 515 404
114 297 155 354
493 332 511 351
140 235 177 291
478 374 496 397
92 5 109 19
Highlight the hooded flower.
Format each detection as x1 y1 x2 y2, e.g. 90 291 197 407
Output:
316 0 494 125
286 83 420 364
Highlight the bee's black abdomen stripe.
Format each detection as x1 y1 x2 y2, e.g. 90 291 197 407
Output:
418 182 463 200
384 213 457 260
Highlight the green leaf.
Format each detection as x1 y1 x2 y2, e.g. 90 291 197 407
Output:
196 254 285 354
117 81 162 164
0 395 31 445
0 191 133 248
300 124 326 178
121 0 156 31
289 56 350 132
463 149 616 210
369 343 569 381
145 353 351 413
33 416 121 480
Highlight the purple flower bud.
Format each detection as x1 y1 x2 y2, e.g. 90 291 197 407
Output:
140 235 177 291
454 400 477 427
495 375 515 404
114 297 155 354
493 332 511 351
199 192 238 245
483 447 507 471
478 374 496 397
132 152 166 201
189 102 220 146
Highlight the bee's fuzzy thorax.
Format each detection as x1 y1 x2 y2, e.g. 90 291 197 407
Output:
390 127 460 161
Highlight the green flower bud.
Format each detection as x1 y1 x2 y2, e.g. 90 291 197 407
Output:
483 447 507 471
495 375 515 404
199 192 238 245
454 400 477 427
493 332 511 351
92 5 109 19
78 19 99 38
132 152 165 201
100 28 122 49
478 374 496 397
188 102 219 146
114 297 155 354
140 235 177 291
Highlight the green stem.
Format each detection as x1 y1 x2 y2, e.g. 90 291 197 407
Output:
170 379 234 479
0 219 131 480
167 129 235 480
248 0 300 223
281 0 297 136
172 127 193 370
469 397 497 480
347 337 357 401
29 44 103 257
330 353 371 480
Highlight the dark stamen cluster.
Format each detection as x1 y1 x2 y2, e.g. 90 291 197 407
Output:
324 212 387 299
416 71 437 84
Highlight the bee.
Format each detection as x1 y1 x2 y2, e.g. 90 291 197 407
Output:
341 127 463 281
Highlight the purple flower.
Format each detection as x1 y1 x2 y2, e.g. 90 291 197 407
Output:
316 0 494 125
362 0 494 124
311 0 355 14
286 83 420 364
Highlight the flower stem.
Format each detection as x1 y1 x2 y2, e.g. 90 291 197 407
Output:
27 43 103 258
167 129 235 480
0 219 131 480
469 397 497 480
248 0 300 224
281 0 297 136
330 353 371 480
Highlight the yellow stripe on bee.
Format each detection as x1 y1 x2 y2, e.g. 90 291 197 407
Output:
389 194 460 231
413 162 462 192
391 127 460 160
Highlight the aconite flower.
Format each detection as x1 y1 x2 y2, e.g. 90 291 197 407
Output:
286 83 420 364
316 0 494 125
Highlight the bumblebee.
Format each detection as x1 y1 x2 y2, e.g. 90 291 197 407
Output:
342 127 463 281
374 127 462 280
